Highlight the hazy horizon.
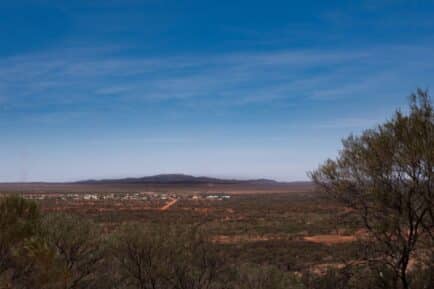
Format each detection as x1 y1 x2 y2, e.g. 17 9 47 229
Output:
1 1 434 182
0 173 316 184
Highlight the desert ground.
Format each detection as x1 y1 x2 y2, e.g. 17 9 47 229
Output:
0 182 363 274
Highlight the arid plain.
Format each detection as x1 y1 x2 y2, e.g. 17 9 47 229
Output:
0 180 363 275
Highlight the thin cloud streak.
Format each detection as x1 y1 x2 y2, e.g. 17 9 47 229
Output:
0 44 433 115
314 117 381 129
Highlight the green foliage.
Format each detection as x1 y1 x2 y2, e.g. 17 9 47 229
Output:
0 202 105 289
0 196 40 250
109 223 170 289
110 223 225 289
310 89 434 289
40 213 105 289
0 196 41 284
10 237 60 289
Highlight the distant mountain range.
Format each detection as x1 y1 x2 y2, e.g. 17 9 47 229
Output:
77 174 285 185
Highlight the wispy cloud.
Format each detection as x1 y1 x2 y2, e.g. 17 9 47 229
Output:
1 44 433 116
314 117 380 129
85 136 192 146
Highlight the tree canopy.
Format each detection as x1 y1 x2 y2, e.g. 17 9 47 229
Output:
310 89 433 289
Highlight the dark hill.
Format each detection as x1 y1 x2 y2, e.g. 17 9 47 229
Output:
77 174 281 185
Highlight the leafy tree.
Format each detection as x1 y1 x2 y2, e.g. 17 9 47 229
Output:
0 196 62 289
310 90 433 289
0 196 41 284
9 236 60 289
165 226 223 289
111 223 224 289
110 223 170 289
40 213 104 289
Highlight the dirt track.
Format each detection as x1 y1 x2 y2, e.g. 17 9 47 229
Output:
160 198 178 211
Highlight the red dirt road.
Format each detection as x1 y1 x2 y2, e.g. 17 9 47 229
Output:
160 198 178 211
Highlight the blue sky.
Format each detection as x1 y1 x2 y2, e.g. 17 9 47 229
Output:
1 0 434 182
